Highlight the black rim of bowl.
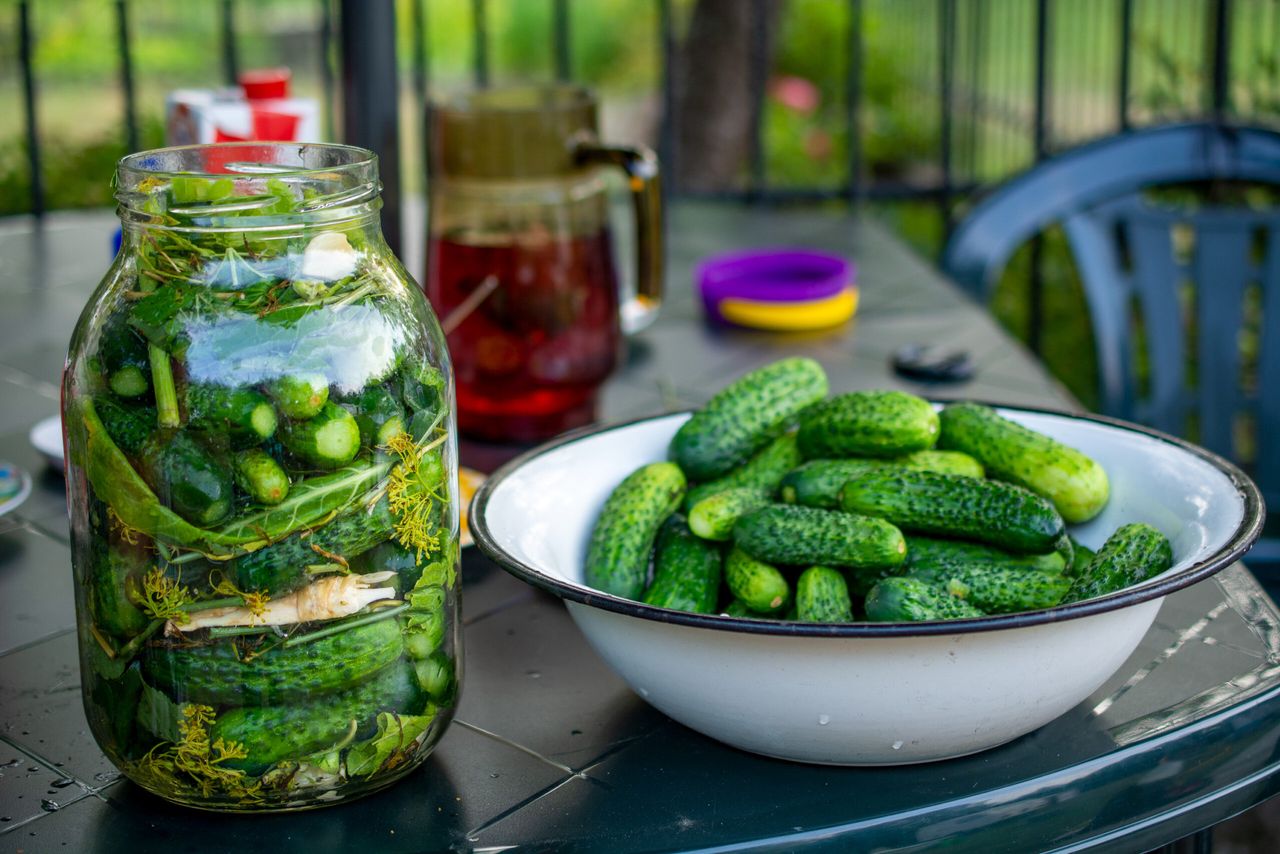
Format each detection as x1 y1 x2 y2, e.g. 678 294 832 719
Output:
469 404 1266 638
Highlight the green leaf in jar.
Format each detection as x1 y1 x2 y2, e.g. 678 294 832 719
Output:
213 459 393 543
136 679 183 743
74 397 241 550
345 711 437 778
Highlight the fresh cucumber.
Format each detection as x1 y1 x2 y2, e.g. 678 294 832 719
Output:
233 449 290 505
279 401 362 469
187 384 277 442
797 390 939 459
267 372 330 420
137 430 234 526
905 535 1066 574
796 566 853 622
670 358 828 481
938 403 1110 524
413 652 456 704
864 576 985 622
845 564 908 597
687 487 771 541
733 504 906 569
90 542 149 637
1067 536 1096 577
233 497 395 593
682 432 801 511
641 516 722 613
210 660 428 774
109 365 151 399
1066 523 1173 603
340 384 406 447
909 564 1071 613
780 450 984 508
839 469 1065 554
585 462 686 599
724 547 790 613
94 397 155 456
143 618 405 706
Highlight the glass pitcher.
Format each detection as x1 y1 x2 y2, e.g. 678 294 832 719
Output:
425 84 663 443
64 142 461 811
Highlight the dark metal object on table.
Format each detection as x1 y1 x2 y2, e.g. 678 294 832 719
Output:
891 344 975 384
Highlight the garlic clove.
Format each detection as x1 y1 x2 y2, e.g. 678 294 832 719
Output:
300 232 358 281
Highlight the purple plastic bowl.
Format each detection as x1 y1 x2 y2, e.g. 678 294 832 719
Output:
697 249 854 324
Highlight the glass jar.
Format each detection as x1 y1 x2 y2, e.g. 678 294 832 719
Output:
426 85 663 442
63 143 460 812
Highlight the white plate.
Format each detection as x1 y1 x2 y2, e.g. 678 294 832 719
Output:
29 415 64 472
472 405 1264 765
0 465 32 518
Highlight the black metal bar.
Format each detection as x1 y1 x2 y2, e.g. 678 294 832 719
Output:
1210 0 1231 115
339 0 402 255
1033 0 1050 159
220 0 239 87
471 0 489 87
553 0 571 82
747 0 769 201
411 0 430 183
115 0 138 154
657 0 676 197
845 0 863 207
319 0 335 140
938 0 955 240
967 0 986 181
18 0 43 218
1028 0 1051 358
1118 0 1133 130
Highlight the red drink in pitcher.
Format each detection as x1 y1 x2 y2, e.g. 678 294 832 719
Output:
426 229 621 442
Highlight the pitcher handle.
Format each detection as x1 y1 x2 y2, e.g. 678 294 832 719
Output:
573 138 664 334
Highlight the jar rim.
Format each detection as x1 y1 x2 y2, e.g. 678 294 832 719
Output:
117 142 378 180
115 142 382 232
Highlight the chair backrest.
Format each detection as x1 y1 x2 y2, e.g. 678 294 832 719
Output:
942 122 1280 517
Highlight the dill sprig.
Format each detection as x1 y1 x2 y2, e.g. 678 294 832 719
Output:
135 705 263 804
209 570 270 621
107 506 145 546
382 431 448 562
138 568 193 622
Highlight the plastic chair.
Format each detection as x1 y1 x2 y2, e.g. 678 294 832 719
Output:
943 122 1280 567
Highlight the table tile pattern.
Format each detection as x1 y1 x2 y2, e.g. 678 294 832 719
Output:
1 206 1278 852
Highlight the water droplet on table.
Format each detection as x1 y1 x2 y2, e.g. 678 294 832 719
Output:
891 740 904 750
40 799 59 813
526 670 541 679
817 714 830 726
50 778 75 789
0 758 21 769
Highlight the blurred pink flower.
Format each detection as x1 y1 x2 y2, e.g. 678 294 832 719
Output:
804 129 833 160
770 75 820 115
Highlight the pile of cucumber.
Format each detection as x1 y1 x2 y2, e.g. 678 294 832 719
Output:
585 357 1174 623
66 173 459 808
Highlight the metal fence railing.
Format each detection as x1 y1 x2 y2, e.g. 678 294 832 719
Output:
10 1 1280 239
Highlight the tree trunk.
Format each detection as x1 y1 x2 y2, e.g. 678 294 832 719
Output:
672 0 783 192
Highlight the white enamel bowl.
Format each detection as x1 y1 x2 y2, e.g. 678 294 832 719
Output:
471 407 1263 765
